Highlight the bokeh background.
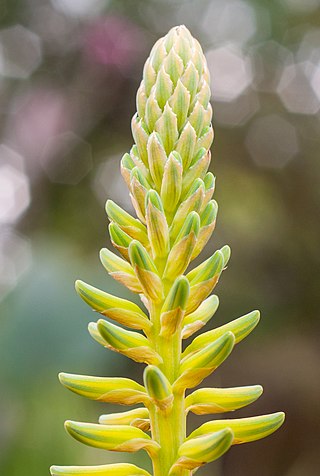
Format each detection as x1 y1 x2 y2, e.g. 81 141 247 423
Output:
0 0 319 474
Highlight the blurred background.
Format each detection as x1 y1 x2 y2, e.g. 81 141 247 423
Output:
0 0 319 475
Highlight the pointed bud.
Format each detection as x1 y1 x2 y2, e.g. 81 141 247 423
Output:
75 280 151 332
109 222 133 261
97 319 162 365
130 166 151 222
186 250 224 314
188 101 205 136
64 420 159 456
188 412 285 444
169 79 191 130
131 113 149 166
100 248 142 294
202 172 216 211
175 122 197 170
143 365 173 411
155 104 178 155
143 58 156 96
136 83 147 119
181 61 199 103
191 200 218 259
182 294 219 339
164 47 184 86
145 190 169 260
120 152 135 187
99 407 149 426
221 244 231 267
129 240 163 301
145 90 162 131
106 200 148 246
163 212 200 282
183 311 260 359
160 276 190 336
196 125 214 154
169 180 204 241
171 429 233 472
50 463 151 476
181 149 211 197
174 332 235 391
147 132 167 190
154 65 173 109
185 385 263 415
160 151 183 215
58 372 149 405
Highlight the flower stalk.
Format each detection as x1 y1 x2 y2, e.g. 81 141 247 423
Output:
51 25 284 476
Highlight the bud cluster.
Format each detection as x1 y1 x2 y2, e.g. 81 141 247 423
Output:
51 26 284 476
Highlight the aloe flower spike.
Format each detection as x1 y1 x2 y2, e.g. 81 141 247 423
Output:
52 25 284 476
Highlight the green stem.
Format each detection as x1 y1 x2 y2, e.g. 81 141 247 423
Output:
149 302 190 476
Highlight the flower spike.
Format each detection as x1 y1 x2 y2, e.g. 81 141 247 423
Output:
53 25 284 476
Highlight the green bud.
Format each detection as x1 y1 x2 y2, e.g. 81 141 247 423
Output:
185 385 263 415
181 148 211 197
106 200 148 245
186 249 224 314
163 212 200 282
155 65 173 109
188 412 285 445
183 310 261 360
100 248 142 294
109 222 133 261
169 79 191 131
136 83 147 119
129 240 163 301
145 190 169 260
64 420 159 456
160 276 190 336
145 90 162 131
163 47 184 86
175 122 197 170
75 280 150 332
174 332 235 391
99 407 149 426
221 244 231 267
182 294 219 339
169 179 204 241
190 200 218 259
130 166 151 222
171 429 233 471
143 365 173 411
160 151 183 215
58 372 149 405
155 103 178 155
120 152 135 188
97 319 162 365
50 463 151 476
131 113 149 165
147 132 167 190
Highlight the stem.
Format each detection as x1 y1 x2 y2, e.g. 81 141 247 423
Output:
149 302 190 476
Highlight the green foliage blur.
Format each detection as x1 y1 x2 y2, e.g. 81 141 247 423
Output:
0 0 319 474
